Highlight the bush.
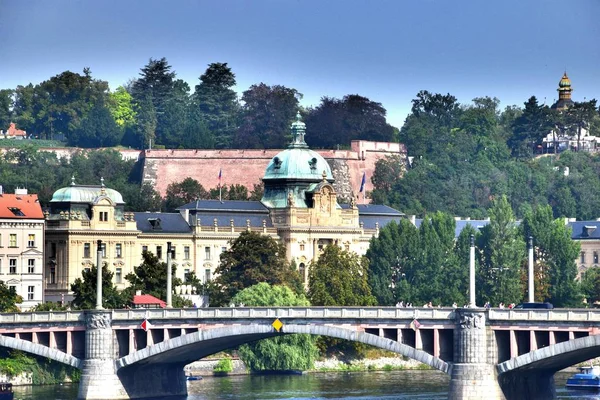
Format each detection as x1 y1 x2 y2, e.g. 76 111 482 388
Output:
213 358 233 374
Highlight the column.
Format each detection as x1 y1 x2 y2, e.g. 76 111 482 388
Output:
447 308 505 400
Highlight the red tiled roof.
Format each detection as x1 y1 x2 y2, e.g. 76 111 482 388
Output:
132 294 166 308
0 194 43 219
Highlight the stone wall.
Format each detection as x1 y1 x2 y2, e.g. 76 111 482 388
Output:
141 140 406 201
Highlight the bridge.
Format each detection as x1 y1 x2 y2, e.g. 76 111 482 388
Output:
1 307 600 399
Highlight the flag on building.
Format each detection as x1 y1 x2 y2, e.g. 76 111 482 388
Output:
359 172 366 193
410 319 421 331
218 168 222 183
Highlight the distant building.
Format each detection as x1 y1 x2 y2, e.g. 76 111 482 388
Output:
44 115 404 303
0 122 27 140
542 73 599 153
0 189 45 310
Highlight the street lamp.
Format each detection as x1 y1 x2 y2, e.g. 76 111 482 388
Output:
96 240 103 310
166 242 173 308
528 236 534 303
469 234 476 308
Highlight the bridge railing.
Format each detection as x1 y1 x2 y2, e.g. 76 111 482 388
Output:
489 308 600 322
0 311 84 324
110 307 455 321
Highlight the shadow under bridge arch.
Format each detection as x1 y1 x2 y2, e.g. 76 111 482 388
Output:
115 323 450 374
0 334 82 369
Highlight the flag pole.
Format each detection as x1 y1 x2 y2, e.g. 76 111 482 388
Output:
219 168 222 202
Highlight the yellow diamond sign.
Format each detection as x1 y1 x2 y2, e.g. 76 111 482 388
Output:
272 318 283 332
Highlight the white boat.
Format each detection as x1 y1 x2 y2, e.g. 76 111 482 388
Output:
566 366 600 389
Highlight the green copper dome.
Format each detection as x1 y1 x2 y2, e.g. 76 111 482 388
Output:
51 177 125 204
261 113 334 208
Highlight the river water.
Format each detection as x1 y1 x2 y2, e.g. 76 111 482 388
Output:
10 370 600 399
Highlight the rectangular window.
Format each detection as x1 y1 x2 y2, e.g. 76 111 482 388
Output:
99 211 108 222
9 259 16 274
101 243 107 258
171 246 176 260
28 259 35 274
184 268 190 282
157 246 162 259
204 268 211 283
221 246 227 253
205 246 211 260
84 243 91 258
0 233 3 246
142 245 148 253
594 252 599 264
184 246 190 260
50 242 56 257
115 268 122 284
116 243 122 258
9 234 16 248
28 234 35 247
300 244 305 251
581 252 586 264
50 266 56 284
27 286 34 300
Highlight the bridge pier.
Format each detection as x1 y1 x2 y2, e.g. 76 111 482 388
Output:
448 309 505 400
499 370 556 400
78 311 128 400
117 364 187 399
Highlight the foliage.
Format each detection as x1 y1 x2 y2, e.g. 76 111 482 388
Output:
164 177 209 211
108 86 136 127
124 251 191 308
70 264 126 309
209 231 302 306
304 94 396 148
30 301 69 312
233 283 318 372
0 281 23 312
0 349 80 385
477 196 525 306
581 268 600 306
308 245 376 306
213 357 233 373
235 83 301 148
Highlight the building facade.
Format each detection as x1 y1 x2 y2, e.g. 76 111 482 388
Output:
44 115 404 301
0 189 44 310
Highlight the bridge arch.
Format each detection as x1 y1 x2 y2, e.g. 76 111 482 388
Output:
115 324 450 374
0 335 82 369
497 334 600 375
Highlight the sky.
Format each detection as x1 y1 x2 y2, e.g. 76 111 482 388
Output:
1 0 599 128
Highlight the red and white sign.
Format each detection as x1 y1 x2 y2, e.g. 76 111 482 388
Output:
140 319 151 332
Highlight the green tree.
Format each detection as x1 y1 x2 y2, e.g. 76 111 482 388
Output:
124 251 190 307
308 245 376 306
304 94 396 149
564 100 598 152
70 101 122 147
366 219 420 305
508 96 554 158
210 231 302 306
0 281 22 312
193 62 239 148
477 196 525 306
235 83 301 148
0 89 13 129
233 283 318 371
108 86 136 128
581 268 600 306
370 155 404 204
70 264 125 309
164 177 209 211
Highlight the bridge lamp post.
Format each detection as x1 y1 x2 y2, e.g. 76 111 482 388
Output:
96 240 103 310
528 236 534 303
469 234 476 308
166 242 173 308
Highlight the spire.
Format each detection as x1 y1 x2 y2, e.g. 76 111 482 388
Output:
558 72 572 100
100 177 106 195
289 111 308 148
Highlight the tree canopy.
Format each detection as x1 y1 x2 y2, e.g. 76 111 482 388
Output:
71 264 125 309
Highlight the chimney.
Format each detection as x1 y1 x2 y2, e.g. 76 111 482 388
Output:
135 290 142 296
15 187 28 195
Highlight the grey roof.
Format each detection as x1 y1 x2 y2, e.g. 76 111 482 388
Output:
568 221 600 240
193 213 274 228
415 219 491 238
340 203 404 230
178 200 269 213
134 212 192 234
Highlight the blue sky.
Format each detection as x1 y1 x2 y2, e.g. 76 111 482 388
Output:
1 0 599 128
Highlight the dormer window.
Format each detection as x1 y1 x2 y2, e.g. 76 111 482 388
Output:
148 218 162 231
99 211 108 222
584 225 597 237
8 207 24 216
308 157 317 170
273 156 282 170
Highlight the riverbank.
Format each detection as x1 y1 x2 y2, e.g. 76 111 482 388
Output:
184 355 430 376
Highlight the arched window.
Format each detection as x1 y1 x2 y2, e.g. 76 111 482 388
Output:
299 263 306 283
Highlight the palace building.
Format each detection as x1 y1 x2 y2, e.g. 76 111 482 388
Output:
43 115 403 302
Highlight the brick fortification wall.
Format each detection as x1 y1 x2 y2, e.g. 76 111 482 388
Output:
141 140 406 202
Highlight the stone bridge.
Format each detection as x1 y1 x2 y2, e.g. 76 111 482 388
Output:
1 307 600 399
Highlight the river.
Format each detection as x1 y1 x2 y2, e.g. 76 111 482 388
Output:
10 370 600 399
